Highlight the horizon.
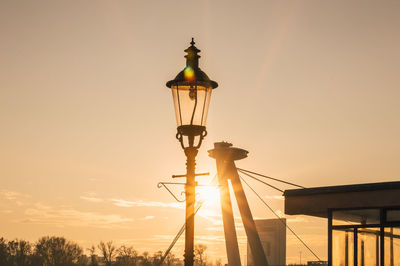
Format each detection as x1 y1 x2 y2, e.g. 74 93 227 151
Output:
1 1 399 264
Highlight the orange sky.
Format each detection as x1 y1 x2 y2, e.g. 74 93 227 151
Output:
1 0 400 264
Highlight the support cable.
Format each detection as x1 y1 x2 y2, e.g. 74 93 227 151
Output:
158 175 217 265
239 175 322 261
238 170 284 193
238 168 305 189
159 200 204 265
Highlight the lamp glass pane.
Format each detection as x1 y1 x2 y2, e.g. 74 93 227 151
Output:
171 85 212 126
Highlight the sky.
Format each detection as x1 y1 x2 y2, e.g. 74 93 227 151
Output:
1 0 400 264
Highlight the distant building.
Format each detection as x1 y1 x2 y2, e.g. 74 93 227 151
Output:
247 218 286 266
307 261 328 266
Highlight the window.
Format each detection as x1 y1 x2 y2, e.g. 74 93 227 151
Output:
333 209 380 226
332 229 354 266
384 227 400 266
357 227 380 266
330 208 400 266
386 210 400 222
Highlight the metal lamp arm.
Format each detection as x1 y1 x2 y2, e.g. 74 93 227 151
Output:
157 182 185 203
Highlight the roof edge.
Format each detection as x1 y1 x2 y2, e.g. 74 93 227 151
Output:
284 181 400 197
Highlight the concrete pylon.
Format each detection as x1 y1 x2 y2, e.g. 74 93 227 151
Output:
209 142 268 266
210 142 242 266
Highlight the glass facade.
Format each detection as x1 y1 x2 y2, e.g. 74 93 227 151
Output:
333 209 380 226
384 227 400 266
330 208 400 266
332 229 354 266
357 228 380 266
386 210 400 223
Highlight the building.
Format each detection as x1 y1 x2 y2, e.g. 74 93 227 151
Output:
284 181 400 266
247 218 286 266
308 261 328 265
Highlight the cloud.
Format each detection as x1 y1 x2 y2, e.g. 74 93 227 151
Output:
275 209 284 217
145 234 228 245
1 190 22 200
21 203 133 229
144 216 155 220
80 196 104 203
111 199 184 209
205 227 224 232
193 235 226 243
78 196 185 210
264 195 284 200
205 226 245 233
0 189 30 206
286 216 309 223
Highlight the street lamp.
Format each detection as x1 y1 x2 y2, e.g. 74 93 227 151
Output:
166 38 218 266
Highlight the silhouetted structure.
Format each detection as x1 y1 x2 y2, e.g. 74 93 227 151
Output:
284 181 400 266
209 142 269 266
307 261 328 265
166 38 218 266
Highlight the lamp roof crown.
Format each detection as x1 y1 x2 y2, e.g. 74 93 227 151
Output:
166 38 218 89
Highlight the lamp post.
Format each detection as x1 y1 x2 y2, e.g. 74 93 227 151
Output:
166 38 218 266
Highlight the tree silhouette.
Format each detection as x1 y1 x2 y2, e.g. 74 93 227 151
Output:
214 258 222 266
87 245 98 266
7 239 31 266
98 241 115 266
34 236 83 266
0 238 9 265
151 250 163 265
140 251 152 266
165 252 176 266
0 236 193 266
194 244 208 266
115 245 138 266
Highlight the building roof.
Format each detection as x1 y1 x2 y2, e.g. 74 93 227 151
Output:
284 181 400 196
284 181 400 218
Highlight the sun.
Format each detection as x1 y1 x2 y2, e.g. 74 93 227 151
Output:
196 186 220 205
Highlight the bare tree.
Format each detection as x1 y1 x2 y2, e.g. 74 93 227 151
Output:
194 244 207 266
87 245 98 266
152 250 163 265
165 252 176 266
7 239 32 266
214 258 223 266
0 236 188 266
140 251 151 266
34 236 83 266
98 241 116 266
116 245 138 265
0 238 9 265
